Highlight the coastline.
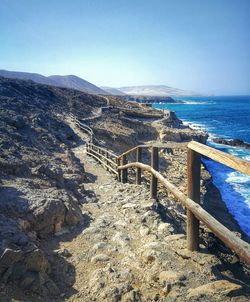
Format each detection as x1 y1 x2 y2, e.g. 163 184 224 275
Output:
171 115 250 242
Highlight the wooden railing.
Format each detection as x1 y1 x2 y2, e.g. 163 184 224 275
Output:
71 114 250 264
70 113 93 142
86 142 118 175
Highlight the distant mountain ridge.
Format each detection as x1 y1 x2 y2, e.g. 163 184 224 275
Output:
0 70 107 95
100 86 126 95
0 69 200 97
48 75 107 94
117 85 199 97
0 70 58 86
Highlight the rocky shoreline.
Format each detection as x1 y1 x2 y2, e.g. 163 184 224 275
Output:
212 137 250 149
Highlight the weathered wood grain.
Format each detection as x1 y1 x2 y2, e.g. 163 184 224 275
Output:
188 141 250 176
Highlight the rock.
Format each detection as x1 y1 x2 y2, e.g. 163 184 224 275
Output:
112 232 132 247
32 197 66 236
144 242 163 250
45 279 60 295
141 201 156 211
187 280 242 298
91 254 110 263
24 249 49 273
122 203 137 209
93 242 108 250
121 289 141 301
157 222 173 235
54 248 72 258
20 271 36 289
160 129 182 142
36 164 64 184
140 225 150 237
0 248 23 273
212 137 250 149
161 111 183 128
141 210 160 225
175 248 194 259
165 234 185 241
158 270 186 285
64 201 82 226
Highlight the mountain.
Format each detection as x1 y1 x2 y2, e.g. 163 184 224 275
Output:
0 70 108 95
100 86 126 95
0 69 57 86
118 85 199 96
49 75 107 95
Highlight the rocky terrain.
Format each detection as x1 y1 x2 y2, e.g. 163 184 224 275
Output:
0 77 249 301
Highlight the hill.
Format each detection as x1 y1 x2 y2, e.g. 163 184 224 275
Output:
118 85 199 96
0 69 57 86
49 75 107 95
0 69 108 95
100 86 126 95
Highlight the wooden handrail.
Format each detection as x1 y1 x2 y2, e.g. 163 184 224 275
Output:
117 161 250 264
89 143 117 159
188 141 250 176
77 121 94 135
86 150 118 175
117 145 147 159
117 143 187 159
87 147 117 168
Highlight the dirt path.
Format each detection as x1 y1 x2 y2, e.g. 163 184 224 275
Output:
38 122 248 301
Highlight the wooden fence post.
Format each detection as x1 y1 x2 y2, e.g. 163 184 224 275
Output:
121 155 128 183
117 158 121 182
136 147 142 185
150 146 159 199
187 148 201 251
105 151 109 172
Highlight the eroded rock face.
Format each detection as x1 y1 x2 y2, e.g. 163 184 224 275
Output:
0 78 94 294
152 111 208 144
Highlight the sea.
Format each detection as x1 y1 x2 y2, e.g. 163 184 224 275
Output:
153 96 250 236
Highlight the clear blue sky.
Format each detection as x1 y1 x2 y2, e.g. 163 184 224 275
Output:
0 0 249 95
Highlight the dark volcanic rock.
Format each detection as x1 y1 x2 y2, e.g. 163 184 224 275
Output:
212 137 250 149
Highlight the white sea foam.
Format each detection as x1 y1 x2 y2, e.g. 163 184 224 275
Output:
226 171 250 184
181 101 216 105
183 121 207 131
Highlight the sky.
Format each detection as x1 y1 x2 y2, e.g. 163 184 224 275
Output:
0 0 249 95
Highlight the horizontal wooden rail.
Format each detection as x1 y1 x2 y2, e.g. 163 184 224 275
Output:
90 143 117 159
117 145 147 159
75 122 93 135
87 147 117 168
188 141 250 176
117 143 187 159
87 150 118 175
77 122 94 135
117 161 250 264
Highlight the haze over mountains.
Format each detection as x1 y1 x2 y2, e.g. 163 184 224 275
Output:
116 85 199 97
0 69 199 97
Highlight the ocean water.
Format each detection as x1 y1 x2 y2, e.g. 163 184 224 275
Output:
153 96 250 236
